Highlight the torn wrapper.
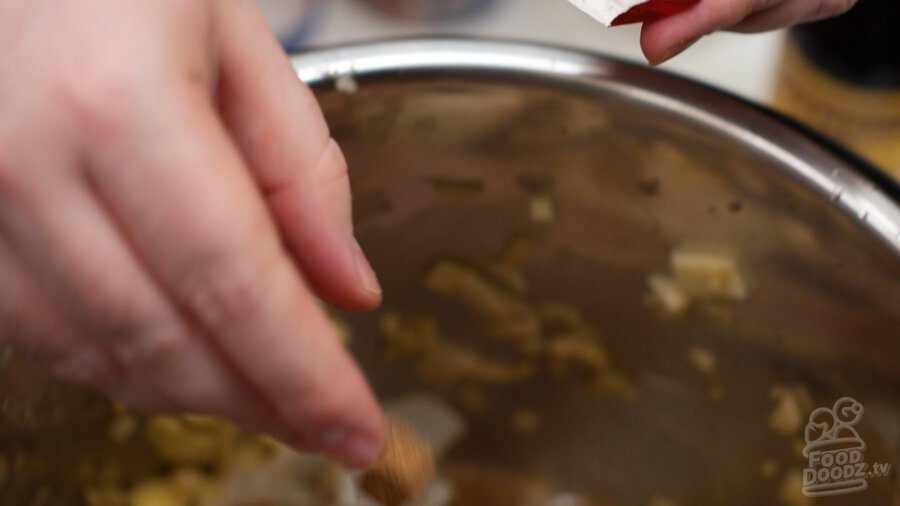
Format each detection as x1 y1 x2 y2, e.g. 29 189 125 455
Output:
567 0 698 26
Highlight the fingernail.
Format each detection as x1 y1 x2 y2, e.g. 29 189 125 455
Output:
319 426 384 469
652 36 701 66
353 239 382 298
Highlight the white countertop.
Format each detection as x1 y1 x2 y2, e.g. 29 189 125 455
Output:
300 0 785 104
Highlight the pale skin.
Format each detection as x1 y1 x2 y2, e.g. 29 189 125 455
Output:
0 0 854 470
642 0 858 64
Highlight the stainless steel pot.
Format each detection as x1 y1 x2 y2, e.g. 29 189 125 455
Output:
2 39 899 506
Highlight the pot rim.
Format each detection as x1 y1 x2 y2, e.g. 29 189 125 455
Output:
291 37 900 260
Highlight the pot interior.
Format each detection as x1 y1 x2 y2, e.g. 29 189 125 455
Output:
2 44 899 506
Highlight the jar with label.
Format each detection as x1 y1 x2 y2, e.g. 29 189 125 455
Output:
772 0 900 180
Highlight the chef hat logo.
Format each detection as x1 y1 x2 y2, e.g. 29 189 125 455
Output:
803 397 866 457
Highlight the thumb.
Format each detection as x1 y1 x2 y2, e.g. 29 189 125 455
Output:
640 0 782 64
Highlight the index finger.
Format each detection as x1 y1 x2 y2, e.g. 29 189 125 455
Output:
84 80 387 469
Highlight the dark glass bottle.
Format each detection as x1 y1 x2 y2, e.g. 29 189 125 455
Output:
773 0 900 179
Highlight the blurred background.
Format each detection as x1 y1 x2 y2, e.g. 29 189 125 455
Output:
257 0 784 103
256 0 900 180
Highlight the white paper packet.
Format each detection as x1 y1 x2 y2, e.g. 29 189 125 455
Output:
566 0 647 26
566 0 699 27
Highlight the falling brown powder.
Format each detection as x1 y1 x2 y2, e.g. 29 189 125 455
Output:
360 420 435 506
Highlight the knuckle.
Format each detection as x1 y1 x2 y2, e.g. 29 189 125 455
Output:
315 139 350 189
185 259 280 332
64 276 188 373
110 322 188 373
55 49 143 135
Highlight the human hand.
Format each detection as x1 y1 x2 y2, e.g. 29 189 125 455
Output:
0 0 386 468
640 0 857 64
